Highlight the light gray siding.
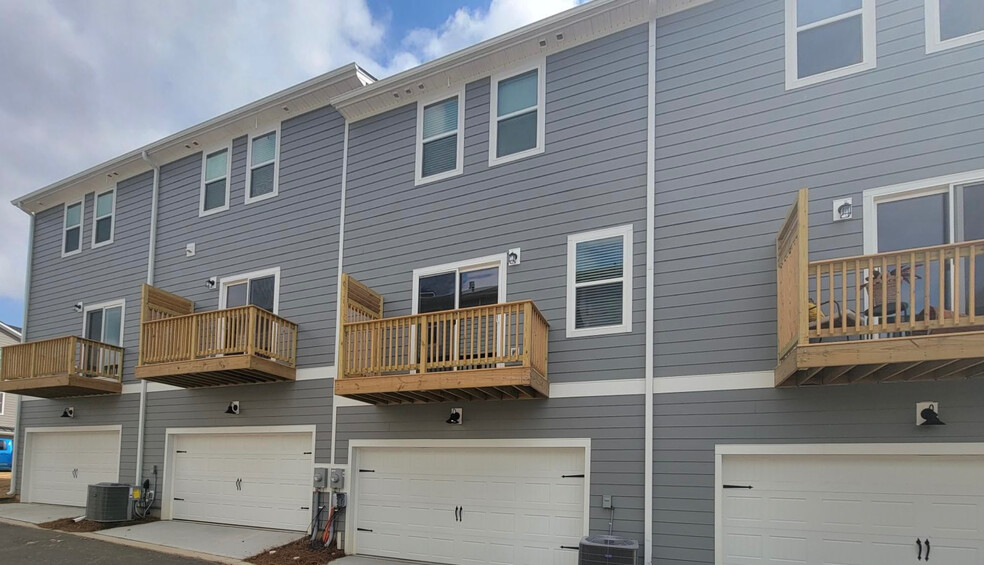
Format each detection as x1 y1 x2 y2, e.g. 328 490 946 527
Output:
343 25 650 383
140 379 334 509
335 395 646 552
652 0 984 377
652 380 984 564
15 395 141 491
152 105 346 368
27 172 153 383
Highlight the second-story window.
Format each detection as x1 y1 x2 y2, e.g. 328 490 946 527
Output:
200 147 231 216
62 200 83 257
926 0 984 53
785 0 876 89
489 60 545 166
92 189 115 247
566 225 633 338
416 89 464 185
246 129 279 204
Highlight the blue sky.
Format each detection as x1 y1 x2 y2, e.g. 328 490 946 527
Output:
0 0 581 329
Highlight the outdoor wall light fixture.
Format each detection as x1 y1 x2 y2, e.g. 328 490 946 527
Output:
225 401 240 415
61 407 75 418
206 277 217 290
446 408 462 425
73 302 84 313
832 198 853 221
508 248 521 266
917 401 945 426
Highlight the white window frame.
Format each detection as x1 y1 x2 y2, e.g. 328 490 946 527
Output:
199 143 233 217
925 0 984 53
218 266 282 314
411 254 508 315
488 58 546 167
0 392 5 416
61 198 84 258
244 125 281 205
415 86 466 186
90 187 117 249
784 0 877 90
566 224 634 338
81 299 126 346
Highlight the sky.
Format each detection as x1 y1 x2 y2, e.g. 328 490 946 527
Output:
0 0 583 327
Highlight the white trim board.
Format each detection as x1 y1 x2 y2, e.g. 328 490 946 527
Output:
20 425 123 505
713 442 984 565
550 378 645 398
344 438 592 557
654 371 774 394
160 425 317 522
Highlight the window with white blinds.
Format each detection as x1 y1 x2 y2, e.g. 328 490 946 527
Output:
416 90 464 184
566 225 633 337
200 146 230 216
246 129 279 203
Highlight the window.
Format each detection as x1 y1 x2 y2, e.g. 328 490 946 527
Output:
489 60 545 166
415 88 465 185
566 225 633 337
62 200 84 257
83 300 125 346
412 255 506 315
245 129 279 204
926 0 984 53
91 189 116 247
785 0 876 89
219 267 280 313
200 146 231 216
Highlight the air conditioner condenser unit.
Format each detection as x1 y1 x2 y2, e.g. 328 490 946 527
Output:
86 483 137 522
578 535 639 565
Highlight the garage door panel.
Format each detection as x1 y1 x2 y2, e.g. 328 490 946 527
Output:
27 430 120 507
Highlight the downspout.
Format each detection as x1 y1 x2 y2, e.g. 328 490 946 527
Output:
330 121 350 467
644 12 657 565
135 150 161 486
8 213 34 496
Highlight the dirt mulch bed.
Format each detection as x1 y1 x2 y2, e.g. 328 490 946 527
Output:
38 516 158 533
246 537 345 565
0 472 14 501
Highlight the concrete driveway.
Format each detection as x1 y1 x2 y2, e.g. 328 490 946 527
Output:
95 520 304 560
0 503 84 524
334 557 441 565
0 521 215 565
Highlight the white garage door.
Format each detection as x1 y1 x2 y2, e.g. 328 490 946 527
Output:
26 429 120 507
170 432 313 531
722 454 984 565
354 446 586 565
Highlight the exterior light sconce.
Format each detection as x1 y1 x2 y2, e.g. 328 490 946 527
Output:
446 408 462 425
61 407 75 418
74 302 84 313
225 401 240 415
508 248 521 266
917 401 945 426
832 198 853 221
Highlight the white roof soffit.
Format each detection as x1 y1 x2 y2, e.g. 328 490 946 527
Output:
12 63 374 214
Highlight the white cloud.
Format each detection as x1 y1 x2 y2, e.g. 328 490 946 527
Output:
0 0 580 312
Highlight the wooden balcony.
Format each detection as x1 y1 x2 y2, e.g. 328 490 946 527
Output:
0 336 123 398
134 285 297 388
335 276 549 404
776 189 984 386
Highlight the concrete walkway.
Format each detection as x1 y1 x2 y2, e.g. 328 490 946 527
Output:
0 503 84 524
95 520 303 560
334 557 441 565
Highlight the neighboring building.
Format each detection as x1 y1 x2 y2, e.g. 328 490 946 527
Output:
0 321 22 442
2 0 984 564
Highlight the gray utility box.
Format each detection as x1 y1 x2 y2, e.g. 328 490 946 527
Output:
86 483 135 522
578 535 639 565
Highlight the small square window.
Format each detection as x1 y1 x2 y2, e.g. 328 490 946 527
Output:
489 61 545 166
566 225 633 338
785 0 876 89
246 130 279 204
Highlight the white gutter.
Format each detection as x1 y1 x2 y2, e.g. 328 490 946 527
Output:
644 13 657 565
135 150 161 486
8 213 34 495
330 121 351 466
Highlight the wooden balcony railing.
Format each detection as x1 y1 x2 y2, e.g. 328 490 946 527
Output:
139 306 298 367
775 188 984 387
336 298 549 404
0 336 123 398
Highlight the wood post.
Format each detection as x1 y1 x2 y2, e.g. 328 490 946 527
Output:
246 307 257 357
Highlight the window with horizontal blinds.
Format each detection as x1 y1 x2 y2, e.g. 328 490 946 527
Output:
567 226 633 337
64 201 82 254
419 96 460 180
202 148 229 212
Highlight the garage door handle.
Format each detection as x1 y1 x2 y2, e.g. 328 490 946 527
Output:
560 546 579 550
925 539 930 562
917 539 922 560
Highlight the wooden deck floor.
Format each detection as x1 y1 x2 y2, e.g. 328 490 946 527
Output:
334 366 549 405
134 355 295 388
0 374 122 398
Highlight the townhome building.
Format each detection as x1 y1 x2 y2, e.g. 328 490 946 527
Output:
2 0 984 564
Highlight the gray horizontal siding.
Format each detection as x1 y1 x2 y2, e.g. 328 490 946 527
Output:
152 106 346 368
141 379 335 509
652 0 984 377
652 379 984 565
343 25 650 383
15 395 141 491
335 394 646 559
27 172 153 383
